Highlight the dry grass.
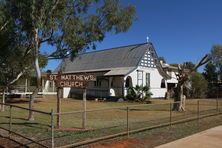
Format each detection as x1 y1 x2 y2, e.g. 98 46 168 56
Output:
0 96 221 147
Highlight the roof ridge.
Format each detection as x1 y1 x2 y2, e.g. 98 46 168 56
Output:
77 42 149 56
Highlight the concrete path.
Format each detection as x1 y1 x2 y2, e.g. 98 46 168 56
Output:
156 126 222 148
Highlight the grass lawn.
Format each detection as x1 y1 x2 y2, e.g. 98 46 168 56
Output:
0 96 221 147
9 96 143 111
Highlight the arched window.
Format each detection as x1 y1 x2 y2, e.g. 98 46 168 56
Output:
125 76 132 88
161 79 166 88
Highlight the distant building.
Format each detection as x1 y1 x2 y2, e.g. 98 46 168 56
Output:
6 73 57 97
45 42 178 99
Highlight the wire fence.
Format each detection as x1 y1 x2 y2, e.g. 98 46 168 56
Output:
0 99 222 148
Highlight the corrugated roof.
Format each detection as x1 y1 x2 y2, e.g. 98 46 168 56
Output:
57 43 150 73
56 42 171 79
104 67 136 76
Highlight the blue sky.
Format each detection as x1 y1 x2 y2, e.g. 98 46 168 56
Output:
43 0 222 71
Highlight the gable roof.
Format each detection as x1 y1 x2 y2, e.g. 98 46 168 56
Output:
56 42 170 79
57 43 149 72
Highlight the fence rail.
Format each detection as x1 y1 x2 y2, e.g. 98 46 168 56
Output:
0 99 221 148
0 103 52 147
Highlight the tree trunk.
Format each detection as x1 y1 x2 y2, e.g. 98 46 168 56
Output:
28 28 41 121
173 83 186 111
1 88 5 112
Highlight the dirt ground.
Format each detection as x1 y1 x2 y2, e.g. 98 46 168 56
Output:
0 136 22 148
87 132 172 148
89 138 164 148
90 125 222 148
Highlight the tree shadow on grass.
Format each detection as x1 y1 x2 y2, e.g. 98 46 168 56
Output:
0 121 50 130
6 99 42 104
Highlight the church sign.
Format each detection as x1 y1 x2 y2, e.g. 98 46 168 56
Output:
47 73 96 88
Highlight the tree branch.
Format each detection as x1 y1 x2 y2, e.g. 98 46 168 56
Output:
43 0 60 26
194 54 212 71
47 48 71 60
51 0 60 14
8 71 24 86
40 29 54 44
0 20 9 32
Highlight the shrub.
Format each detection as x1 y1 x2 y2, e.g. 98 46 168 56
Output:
126 85 152 102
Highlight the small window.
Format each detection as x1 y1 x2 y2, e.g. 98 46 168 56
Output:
137 70 143 86
161 79 166 88
94 77 102 87
146 73 150 87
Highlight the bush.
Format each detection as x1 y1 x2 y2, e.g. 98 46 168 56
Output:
126 85 152 102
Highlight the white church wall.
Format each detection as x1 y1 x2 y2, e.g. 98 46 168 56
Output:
63 87 71 98
126 66 167 98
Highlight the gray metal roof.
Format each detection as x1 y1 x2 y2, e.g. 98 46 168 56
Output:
57 43 150 73
56 42 171 79
104 67 136 76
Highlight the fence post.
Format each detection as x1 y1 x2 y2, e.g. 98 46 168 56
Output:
51 109 54 148
216 98 219 112
57 88 61 128
9 106 12 138
197 100 200 127
82 89 87 129
170 103 172 127
127 106 129 137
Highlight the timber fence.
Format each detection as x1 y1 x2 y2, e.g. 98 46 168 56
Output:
0 103 52 147
0 99 222 147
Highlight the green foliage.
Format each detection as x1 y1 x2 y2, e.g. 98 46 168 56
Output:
211 45 222 67
203 45 222 97
0 14 30 86
190 72 208 98
170 63 178 67
0 7 48 86
0 0 135 86
211 45 222 82
183 61 196 71
4 0 136 59
46 69 52 74
203 62 217 82
39 54 48 69
158 57 166 63
126 85 152 102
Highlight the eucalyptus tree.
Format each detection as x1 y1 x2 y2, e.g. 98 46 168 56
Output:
0 4 24 110
0 13 47 111
2 0 135 119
